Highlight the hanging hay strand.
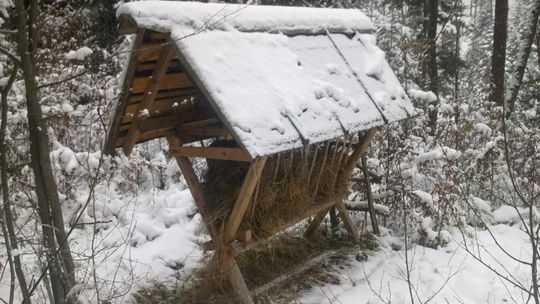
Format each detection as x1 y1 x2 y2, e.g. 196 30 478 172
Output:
204 140 354 241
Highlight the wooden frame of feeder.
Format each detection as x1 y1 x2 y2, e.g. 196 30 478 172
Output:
104 22 382 304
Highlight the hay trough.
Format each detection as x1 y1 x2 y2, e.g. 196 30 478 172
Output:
104 2 413 303
204 140 353 241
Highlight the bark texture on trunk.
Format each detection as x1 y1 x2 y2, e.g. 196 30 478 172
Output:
13 0 76 302
490 0 508 106
427 0 439 136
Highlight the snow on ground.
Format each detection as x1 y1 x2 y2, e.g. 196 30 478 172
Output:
69 183 208 303
74 182 536 304
2 178 533 303
300 224 534 304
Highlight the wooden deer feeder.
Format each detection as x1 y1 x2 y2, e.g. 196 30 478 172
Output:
104 2 413 303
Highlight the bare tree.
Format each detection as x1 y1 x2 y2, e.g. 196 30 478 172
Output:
1 64 33 304
12 0 76 302
427 0 439 136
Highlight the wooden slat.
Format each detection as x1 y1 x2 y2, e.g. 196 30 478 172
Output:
123 99 196 123
149 31 170 41
224 157 268 244
122 45 175 155
136 42 165 62
115 129 166 147
177 125 228 138
103 28 145 155
131 73 192 94
116 129 207 147
128 87 198 103
135 59 183 75
176 117 219 130
118 109 216 133
172 146 251 162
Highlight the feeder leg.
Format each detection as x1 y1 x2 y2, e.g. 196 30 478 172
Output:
224 257 254 304
329 207 339 228
336 201 358 242
304 208 330 238
202 254 221 291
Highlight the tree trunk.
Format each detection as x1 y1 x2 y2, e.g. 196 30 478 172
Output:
427 0 439 136
13 0 75 302
454 14 461 124
1 66 33 304
506 0 540 116
489 0 508 106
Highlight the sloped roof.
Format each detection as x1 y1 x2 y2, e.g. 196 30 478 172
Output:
113 2 413 158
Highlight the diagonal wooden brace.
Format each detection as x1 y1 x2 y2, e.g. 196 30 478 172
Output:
223 156 268 245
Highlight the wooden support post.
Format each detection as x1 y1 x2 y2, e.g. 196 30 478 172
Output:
224 257 254 304
335 201 358 242
343 128 379 176
304 207 331 238
166 133 215 238
122 45 175 155
223 156 268 244
329 207 339 228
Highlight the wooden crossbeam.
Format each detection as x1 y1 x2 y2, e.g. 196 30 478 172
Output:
122 44 175 155
128 87 198 103
131 73 192 93
178 126 228 138
119 110 216 133
123 99 196 122
223 157 268 244
171 146 251 162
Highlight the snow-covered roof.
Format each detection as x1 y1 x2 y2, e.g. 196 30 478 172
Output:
116 1 375 35
115 2 414 158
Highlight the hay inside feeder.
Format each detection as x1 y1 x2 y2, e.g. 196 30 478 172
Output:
204 139 354 240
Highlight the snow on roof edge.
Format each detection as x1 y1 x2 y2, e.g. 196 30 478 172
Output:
116 1 376 35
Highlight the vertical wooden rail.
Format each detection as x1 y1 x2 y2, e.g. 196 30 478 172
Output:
304 128 378 241
221 156 267 304
223 156 268 244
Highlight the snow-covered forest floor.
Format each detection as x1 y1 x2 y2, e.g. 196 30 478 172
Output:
0 0 539 303
11 181 533 303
